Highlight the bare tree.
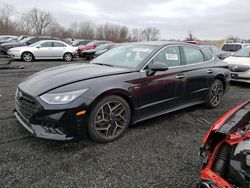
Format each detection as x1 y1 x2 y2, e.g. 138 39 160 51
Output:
78 21 95 39
21 8 54 35
0 3 15 34
185 31 197 41
95 25 104 40
142 27 160 41
130 28 144 42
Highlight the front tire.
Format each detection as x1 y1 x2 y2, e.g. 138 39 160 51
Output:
88 95 131 142
205 79 224 109
63 52 73 62
21 52 34 62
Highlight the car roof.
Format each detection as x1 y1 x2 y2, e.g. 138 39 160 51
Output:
121 41 193 47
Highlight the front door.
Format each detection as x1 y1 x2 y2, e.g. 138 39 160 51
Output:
136 45 185 119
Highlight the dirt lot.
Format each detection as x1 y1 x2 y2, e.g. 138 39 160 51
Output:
0 56 249 188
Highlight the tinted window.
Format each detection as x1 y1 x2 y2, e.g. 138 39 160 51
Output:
182 46 204 64
91 45 156 68
150 46 181 67
201 49 213 61
233 47 250 57
40 42 53 47
53 42 66 47
222 44 242 52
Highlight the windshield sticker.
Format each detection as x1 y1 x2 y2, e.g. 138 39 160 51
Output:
132 48 150 52
165 53 178 61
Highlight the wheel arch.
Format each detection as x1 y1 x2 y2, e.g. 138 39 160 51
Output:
21 51 35 60
89 89 135 118
214 73 227 92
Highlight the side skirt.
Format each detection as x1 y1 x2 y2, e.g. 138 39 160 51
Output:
133 101 205 124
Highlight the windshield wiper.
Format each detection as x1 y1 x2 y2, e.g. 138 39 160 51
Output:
93 63 114 67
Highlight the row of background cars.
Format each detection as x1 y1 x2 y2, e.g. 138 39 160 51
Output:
0 35 116 62
187 40 250 84
1 35 250 84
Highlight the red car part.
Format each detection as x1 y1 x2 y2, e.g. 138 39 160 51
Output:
199 100 250 188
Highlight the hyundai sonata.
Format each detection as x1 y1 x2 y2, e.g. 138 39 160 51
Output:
14 42 230 142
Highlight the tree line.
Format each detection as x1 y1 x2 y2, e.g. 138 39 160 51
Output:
0 3 160 42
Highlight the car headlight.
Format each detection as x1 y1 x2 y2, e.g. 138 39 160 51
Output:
40 89 88 104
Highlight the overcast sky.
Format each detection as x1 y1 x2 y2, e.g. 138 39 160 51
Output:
3 0 250 40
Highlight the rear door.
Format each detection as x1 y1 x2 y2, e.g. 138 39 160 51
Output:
137 45 185 118
33 41 53 58
180 45 214 103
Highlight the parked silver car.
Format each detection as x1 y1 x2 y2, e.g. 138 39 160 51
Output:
8 40 78 62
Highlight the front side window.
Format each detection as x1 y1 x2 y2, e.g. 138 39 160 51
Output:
182 46 204 64
149 46 181 68
40 42 53 48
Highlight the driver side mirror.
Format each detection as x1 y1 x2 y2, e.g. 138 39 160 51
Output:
36 45 41 49
146 61 168 76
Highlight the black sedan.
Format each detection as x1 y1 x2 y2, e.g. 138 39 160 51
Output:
14 42 230 142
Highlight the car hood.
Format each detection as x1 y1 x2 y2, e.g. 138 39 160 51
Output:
1 41 22 47
9 46 33 51
224 56 250 66
19 63 132 96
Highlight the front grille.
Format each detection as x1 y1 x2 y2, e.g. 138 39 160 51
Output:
229 64 250 72
15 90 41 120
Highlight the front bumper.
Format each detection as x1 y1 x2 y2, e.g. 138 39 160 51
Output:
8 51 21 59
14 89 90 141
14 110 74 140
231 71 250 83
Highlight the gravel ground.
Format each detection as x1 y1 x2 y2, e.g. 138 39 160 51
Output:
0 56 249 188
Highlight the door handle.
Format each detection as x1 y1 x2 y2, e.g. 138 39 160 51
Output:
176 74 185 79
207 69 213 74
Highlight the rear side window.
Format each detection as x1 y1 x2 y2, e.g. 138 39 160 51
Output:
150 46 181 67
182 46 204 64
201 49 213 61
222 44 242 52
53 42 66 47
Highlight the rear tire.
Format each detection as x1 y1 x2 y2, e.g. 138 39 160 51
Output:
63 53 73 62
88 95 131 142
21 52 34 62
205 79 224 109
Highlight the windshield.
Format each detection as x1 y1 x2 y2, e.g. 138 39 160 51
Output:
222 44 242 52
29 41 41 47
96 43 111 50
233 47 250 57
20 37 33 44
91 44 157 68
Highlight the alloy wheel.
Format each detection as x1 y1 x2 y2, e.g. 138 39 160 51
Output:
64 53 72 61
94 101 128 139
210 82 223 106
23 53 33 62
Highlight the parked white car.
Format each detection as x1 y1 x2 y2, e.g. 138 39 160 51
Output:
221 43 250 55
224 47 250 83
8 40 78 62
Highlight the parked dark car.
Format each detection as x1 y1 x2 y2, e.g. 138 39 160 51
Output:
81 43 117 60
200 44 230 60
0 36 59 54
0 35 29 49
14 42 230 142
